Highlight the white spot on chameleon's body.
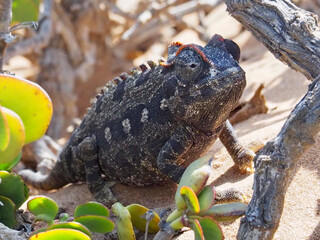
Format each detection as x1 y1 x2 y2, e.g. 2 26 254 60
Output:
122 118 131 134
225 67 239 74
160 99 168 109
190 90 201 97
104 127 112 142
141 108 148 122
209 68 219 76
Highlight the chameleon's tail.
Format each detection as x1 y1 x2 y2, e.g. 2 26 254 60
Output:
19 157 74 190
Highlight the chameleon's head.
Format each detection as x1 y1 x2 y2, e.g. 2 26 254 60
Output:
162 34 246 130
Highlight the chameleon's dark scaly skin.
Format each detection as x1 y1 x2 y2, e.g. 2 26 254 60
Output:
20 35 254 205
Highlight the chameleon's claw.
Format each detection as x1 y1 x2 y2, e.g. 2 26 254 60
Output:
237 148 255 174
92 183 117 207
239 161 254 174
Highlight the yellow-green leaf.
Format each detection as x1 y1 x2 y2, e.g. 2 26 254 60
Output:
74 201 109 218
74 215 114 234
27 196 58 224
112 202 136 240
12 0 40 23
0 107 25 164
47 222 92 238
126 203 160 233
0 105 10 151
0 74 52 144
175 155 212 209
28 229 91 240
0 151 22 171
180 186 200 214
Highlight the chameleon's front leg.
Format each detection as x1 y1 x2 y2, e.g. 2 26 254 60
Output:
219 120 255 173
76 136 117 206
157 131 193 183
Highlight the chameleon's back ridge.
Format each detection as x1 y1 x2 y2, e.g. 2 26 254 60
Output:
20 34 255 206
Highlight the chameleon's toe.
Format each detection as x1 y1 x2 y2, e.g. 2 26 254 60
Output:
92 183 117 207
236 148 255 174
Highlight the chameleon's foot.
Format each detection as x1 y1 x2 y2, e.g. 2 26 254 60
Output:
215 187 247 204
91 182 117 207
235 148 255 174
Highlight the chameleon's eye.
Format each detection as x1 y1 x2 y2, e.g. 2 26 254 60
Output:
174 49 204 83
224 39 240 62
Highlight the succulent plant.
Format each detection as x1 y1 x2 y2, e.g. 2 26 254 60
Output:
0 171 29 228
27 197 115 240
162 155 248 240
0 74 53 171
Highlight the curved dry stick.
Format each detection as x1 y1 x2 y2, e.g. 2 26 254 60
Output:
223 0 320 239
238 76 320 239
225 0 320 80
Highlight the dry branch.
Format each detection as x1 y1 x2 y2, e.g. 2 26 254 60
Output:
238 76 320 239
223 0 320 239
229 84 268 125
225 0 320 80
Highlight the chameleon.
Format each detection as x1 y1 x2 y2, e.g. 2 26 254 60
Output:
20 34 254 206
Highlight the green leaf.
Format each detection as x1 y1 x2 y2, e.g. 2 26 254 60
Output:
27 196 58 225
112 202 136 240
0 195 17 228
200 202 247 222
169 215 184 230
28 229 91 240
180 186 200 214
12 0 40 23
166 208 184 223
198 185 215 211
0 105 10 151
74 201 109 218
0 151 21 171
175 155 212 209
0 107 25 165
59 212 69 222
0 171 29 208
126 204 160 233
74 215 114 234
199 217 224 240
192 219 204 240
47 222 92 238
0 74 53 144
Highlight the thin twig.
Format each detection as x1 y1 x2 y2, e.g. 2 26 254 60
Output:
9 21 38 32
0 0 13 71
